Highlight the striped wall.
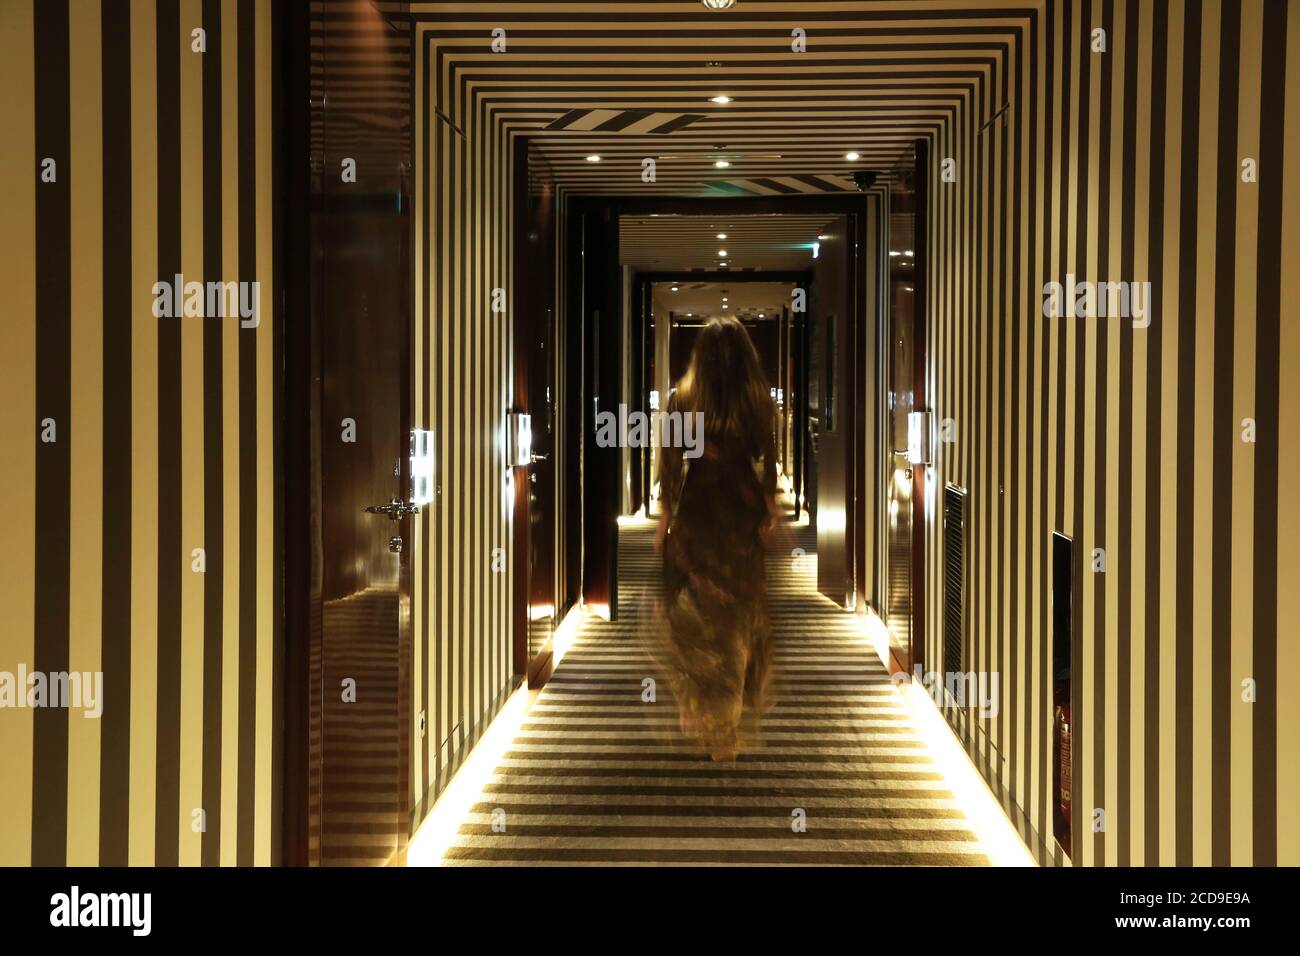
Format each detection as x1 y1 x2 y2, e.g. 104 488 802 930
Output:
918 0 1300 866
0 0 281 866
410 21 517 824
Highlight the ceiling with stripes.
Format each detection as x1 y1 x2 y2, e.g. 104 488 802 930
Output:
404 0 1025 197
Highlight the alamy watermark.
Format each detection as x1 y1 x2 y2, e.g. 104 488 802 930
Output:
893 665 1000 719
1042 274 1151 328
151 274 261 328
595 402 704 460
0 666 103 718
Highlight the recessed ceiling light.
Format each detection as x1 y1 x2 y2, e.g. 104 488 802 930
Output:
671 285 679 291
710 95 732 104
702 0 736 9
586 154 601 162
844 151 861 161
717 232 727 239
722 297 729 302
714 160 730 169
722 304 728 309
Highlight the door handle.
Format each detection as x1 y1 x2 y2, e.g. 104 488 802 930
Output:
364 497 420 520
530 453 549 464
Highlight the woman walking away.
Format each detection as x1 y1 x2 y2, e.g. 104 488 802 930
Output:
654 315 780 762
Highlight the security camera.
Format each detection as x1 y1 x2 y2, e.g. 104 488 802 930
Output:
852 170 880 191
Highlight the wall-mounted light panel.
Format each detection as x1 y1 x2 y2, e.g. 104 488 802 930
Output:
410 428 435 505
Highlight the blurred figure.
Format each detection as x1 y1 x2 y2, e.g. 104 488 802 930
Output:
654 316 780 762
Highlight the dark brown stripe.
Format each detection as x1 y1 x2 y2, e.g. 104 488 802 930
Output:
592 108 652 132
472 802 966 820
1038 0 1056 862
1251 0 1287 868
201 0 225 867
493 765 941 780
236 0 258 867
644 112 704 134
153 0 182 868
30 0 72 868
98 0 133 868
544 108 590 130
1209 0 1241 867
1143 0 1169 868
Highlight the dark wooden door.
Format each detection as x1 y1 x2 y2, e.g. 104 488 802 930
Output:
513 139 559 685
309 0 412 867
885 142 928 676
316 204 412 867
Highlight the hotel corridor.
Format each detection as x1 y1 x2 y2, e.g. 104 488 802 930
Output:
1 4 1298 933
435 518 989 866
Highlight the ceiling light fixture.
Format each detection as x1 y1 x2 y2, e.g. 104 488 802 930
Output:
702 0 736 8
718 249 727 257
710 95 732 105
671 286 679 292
714 159 730 168
844 151 861 161
717 232 727 239
586 154 601 162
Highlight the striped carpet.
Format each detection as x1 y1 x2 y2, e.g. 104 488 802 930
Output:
442 519 990 866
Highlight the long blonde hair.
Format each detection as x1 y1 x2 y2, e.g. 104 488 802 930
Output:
674 315 774 453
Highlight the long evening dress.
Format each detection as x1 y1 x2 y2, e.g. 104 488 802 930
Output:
658 397 778 760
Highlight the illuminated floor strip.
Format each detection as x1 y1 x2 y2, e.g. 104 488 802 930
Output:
422 521 1011 867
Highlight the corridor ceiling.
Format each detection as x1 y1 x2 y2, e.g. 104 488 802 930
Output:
406 0 1018 197
653 281 794 320
620 214 839 271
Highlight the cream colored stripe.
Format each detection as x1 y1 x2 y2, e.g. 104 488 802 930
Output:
0 0 36 868
220 0 241 869
621 112 676 134
448 834 986 853
1078 0 1101 867
1191 0 1222 867
1231 0 1262 867
253 0 274 867
178 0 205 868
1275 4 1300 867
1028 3 1048 838
563 108 621 131
129 0 160 867
1102 0 1127 871
67 0 105 868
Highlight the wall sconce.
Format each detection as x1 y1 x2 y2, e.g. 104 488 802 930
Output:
506 411 532 467
410 428 434 505
907 411 932 466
